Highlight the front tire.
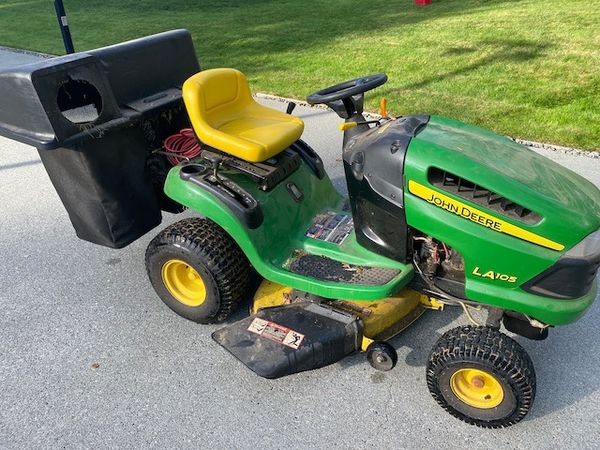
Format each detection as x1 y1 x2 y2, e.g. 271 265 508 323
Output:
426 325 536 428
145 218 251 323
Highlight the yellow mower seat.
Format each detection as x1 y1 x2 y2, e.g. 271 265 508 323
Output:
183 68 304 163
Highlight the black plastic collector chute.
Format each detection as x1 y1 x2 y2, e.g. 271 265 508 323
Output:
0 30 199 248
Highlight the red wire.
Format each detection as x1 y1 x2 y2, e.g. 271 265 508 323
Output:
163 128 202 165
442 242 451 258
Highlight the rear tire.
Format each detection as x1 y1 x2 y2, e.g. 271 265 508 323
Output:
426 325 536 428
145 218 251 323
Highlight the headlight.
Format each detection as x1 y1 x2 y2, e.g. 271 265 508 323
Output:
521 228 600 299
564 228 600 258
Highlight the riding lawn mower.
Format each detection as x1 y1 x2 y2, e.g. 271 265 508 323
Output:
0 30 598 428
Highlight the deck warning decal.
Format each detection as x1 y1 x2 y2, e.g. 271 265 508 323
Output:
247 318 305 349
306 210 354 245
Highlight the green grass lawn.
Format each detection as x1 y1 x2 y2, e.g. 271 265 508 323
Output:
1 0 599 149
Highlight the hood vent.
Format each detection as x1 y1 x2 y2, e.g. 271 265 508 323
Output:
428 168 542 225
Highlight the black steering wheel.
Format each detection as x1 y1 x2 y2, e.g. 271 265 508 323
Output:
306 73 387 105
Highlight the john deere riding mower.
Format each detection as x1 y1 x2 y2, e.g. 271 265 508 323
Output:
1 31 598 428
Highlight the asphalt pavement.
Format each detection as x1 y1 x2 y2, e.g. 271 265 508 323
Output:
0 48 599 449
0 47 50 70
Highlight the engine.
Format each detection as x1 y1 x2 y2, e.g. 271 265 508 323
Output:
412 235 466 299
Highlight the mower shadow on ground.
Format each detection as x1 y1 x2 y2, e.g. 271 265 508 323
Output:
523 293 600 420
391 292 599 423
224 274 265 324
0 158 41 171
224 270 600 423
335 305 463 374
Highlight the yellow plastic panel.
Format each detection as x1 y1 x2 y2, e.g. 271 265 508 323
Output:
183 68 304 162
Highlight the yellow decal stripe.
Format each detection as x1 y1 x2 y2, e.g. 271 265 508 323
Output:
408 180 564 251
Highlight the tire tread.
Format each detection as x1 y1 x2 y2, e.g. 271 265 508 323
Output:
426 325 536 428
145 218 251 323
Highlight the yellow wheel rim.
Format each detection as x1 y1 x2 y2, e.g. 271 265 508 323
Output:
450 368 504 409
161 259 207 307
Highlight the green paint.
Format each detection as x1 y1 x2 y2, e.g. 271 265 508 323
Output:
165 163 413 301
164 116 599 326
404 116 600 325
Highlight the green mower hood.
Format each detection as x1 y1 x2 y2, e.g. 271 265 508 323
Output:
406 116 600 251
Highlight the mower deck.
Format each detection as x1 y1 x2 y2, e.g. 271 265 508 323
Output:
214 281 435 379
250 281 439 342
213 302 361 379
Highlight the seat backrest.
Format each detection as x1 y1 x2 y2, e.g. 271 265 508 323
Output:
183 68 253 133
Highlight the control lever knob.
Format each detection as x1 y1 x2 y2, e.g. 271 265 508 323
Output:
203 154 223 178
286 102 297 115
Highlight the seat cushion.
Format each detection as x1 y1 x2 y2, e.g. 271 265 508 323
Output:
217 103 304 162
183 69 304 163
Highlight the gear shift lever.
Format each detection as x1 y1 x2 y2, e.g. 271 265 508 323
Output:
203 153 223 180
